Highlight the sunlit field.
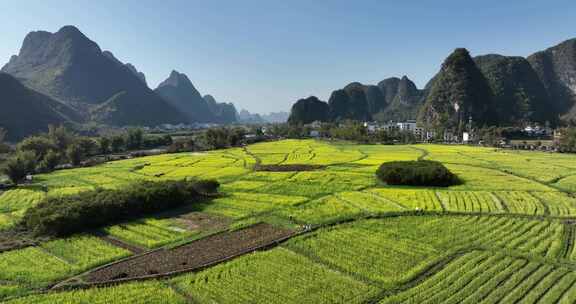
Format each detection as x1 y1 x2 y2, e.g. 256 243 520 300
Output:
1 139 576 303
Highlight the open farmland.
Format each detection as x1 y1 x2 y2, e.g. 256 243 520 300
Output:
2 139 576 303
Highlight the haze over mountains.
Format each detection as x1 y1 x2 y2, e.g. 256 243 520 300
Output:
0 25 288 140
289 38 576 128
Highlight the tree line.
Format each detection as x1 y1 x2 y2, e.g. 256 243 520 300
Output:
267 122 418 144
0 126 172 184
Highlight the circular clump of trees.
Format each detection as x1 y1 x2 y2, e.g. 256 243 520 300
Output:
376 160 460 187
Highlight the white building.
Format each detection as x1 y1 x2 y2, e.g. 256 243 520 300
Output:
310 130 320 138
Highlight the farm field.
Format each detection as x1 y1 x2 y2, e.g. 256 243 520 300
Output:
2 139 576 303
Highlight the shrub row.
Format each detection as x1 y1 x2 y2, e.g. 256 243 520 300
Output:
22 179 219 236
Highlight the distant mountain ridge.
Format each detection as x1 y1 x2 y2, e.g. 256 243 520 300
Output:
2 25 187 126
289 75 424 125
154 70 216 123
289 38 576 127
0 25 244 138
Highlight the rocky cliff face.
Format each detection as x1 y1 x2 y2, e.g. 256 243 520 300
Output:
288 96 330 124
418 48 496 129
475 54 555 125
375 76 424 122
528 38 576 121
2 25 187 126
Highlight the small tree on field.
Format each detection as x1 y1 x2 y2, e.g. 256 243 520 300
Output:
110 135 126 153
126 128 144 150
66 143 84 166
17 136 56 161
48 125 74 151
3 151 36 184
559 128 576 152
37 150 61 172
76 137 98 157
98 137 111 154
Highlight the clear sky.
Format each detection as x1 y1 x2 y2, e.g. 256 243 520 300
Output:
1 1 575 113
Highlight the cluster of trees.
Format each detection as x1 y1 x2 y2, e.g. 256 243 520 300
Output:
22 179 219 236
376 160 461 187
168 127 259 153
267 122 417 144
558 128 576 152
1 126 172 184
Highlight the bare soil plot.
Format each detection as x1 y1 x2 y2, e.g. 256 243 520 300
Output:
256 164 325 172
174 212 231 231
84 223 294 283
0 229 46 253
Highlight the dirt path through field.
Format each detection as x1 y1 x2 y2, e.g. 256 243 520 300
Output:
97 235 146 254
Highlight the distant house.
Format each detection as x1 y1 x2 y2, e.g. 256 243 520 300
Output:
363 122 379 133
310 130 320 138
309 121 322 129
396 120 417 132
462 132 470 143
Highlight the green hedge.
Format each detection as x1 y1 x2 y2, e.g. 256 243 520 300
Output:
376 160 460 187
22 179 219 236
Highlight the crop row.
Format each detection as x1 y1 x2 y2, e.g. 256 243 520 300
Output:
0 189 44 214
104 218 194 249
284 215 565 290
170 247 378 304
370 188 576 217
0 235 130 290
380 250 576 304
5 281 186 304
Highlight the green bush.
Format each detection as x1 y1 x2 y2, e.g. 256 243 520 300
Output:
22 179 219 236
2 150 36 183
376 160 460 187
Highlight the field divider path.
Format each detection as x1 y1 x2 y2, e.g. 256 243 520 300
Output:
409 146 429 161
163 281 199 304
282 244 383 288
241 146 261 170
364 190 409 210
36 246 76 266
93 232 146 255
433 191 447 212
365 251 469 304
528 191 551 216
489 192 509 213
560 223 576 260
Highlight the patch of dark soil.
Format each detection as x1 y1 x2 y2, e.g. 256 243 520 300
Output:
0 228 48 253
174 212 231 231
85 223 295 283
256 164 326 172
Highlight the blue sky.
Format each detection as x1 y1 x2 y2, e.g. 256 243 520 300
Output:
1 1 575 113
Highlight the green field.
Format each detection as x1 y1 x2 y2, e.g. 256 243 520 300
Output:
2 139 576 303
